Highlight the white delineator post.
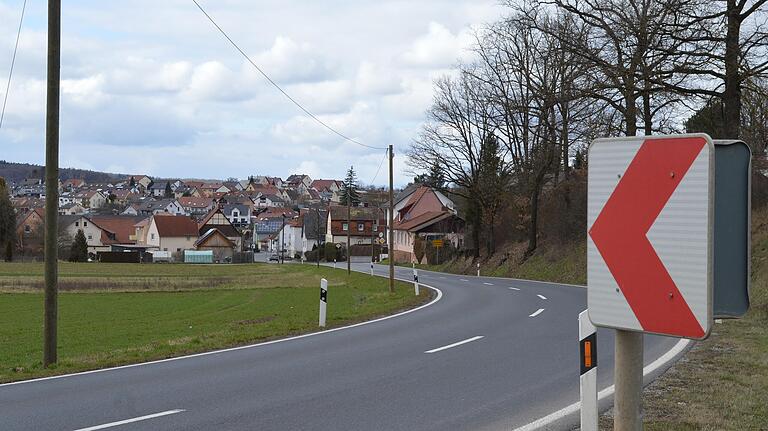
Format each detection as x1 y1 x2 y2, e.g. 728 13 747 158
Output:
370 261 374 276
579 310 598 431
319 278 328 327
333 259 337 269
413 265 419 296
477 262 480 277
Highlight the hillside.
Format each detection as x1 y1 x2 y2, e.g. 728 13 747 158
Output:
0 160 127 184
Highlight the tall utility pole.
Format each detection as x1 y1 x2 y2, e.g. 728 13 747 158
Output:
43 0 61 367
280 214 285 264
315 206 321 268
346 195 351 275
388 145 394 293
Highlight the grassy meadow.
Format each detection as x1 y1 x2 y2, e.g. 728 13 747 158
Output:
0 262 425 383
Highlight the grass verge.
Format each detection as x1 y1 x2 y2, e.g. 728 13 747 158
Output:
599 208 768 430
0 263 426 383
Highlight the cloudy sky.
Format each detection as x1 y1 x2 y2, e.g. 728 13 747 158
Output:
0 0 507 186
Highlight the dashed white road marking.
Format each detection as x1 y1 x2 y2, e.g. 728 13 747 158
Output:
508 287 520 291
425 336 484 354
73 410 186 431
529 308 545 317
537 294 547 300
460 279 469 282
483 282 494 286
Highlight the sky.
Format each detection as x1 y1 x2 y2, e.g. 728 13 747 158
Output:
0 0 507 186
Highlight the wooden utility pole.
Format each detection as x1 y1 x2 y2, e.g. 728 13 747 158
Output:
388 145 394 293
346 196 351 275
43 0 61 367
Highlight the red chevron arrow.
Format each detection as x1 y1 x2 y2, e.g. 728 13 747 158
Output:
589 137 706 338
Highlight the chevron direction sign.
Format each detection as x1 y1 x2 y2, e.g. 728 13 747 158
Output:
588 134 714 340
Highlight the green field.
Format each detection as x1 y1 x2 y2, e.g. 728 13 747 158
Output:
0 262 425 383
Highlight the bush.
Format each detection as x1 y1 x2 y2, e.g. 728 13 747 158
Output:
324 242 338 262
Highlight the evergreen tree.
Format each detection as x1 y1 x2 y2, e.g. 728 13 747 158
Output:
69 229 89 262
129 177 136 189
164 181 173 198
340 166 361 206
0 178 16 261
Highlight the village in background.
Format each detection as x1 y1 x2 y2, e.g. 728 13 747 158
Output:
1 161 464 265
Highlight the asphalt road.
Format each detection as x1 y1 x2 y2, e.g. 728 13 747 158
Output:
0 263 682 431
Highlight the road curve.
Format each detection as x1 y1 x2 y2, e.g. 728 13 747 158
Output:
0 263 681 431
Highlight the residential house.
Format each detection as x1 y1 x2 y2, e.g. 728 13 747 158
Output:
325 205 386 245
302 209 327 255
221 203 251 227
61 178 86 191
286 174 313 189
74 190 107 209
178 197 215 218
15 208 45 256
143 215 199 256
59 202 87 215
137 199 184 216
275 216 303 257
253 193 286 208
391 186 464 263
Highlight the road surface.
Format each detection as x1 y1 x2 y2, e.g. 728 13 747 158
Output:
0 263 683 430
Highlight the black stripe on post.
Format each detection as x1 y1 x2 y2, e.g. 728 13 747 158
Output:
320 289 327 303
580 332 597 375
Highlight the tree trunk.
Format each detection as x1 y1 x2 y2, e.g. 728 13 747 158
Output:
525 172 547 258
625 90 638 136
723 0 742 139
643 84 652 135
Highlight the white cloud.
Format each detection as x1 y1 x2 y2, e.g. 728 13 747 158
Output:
0 0 504 186
401 22 475 68
253 36 336 84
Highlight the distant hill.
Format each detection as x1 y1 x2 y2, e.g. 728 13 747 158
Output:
0 160 128 185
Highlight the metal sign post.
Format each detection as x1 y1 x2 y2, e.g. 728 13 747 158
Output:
588 134 717 430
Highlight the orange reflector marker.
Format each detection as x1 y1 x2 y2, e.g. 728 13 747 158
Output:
584 341 592 368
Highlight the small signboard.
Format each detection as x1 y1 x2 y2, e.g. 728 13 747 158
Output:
432 239 444 248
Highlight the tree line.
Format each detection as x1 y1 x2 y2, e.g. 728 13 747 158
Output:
409 0 768 259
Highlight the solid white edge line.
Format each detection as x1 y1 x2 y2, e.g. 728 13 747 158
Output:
72 409 185 431
510 337 692 431
537 294 547 300
509 287 521 291
529 308 545 317
425 336 484 354
0 275 442 388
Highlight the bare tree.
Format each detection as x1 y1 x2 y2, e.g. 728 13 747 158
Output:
408 70 504 258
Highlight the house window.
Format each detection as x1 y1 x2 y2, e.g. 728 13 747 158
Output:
24 225 30 233
75 221 79 227
83 221 87 227
87 234 92 240
151 233 155 240
177 248 181 252
342 223 348 231
358 223 364 231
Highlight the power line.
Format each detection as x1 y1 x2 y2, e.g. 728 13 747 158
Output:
191 0 387 151
369 149 388 185
0 0 27 130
